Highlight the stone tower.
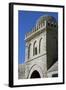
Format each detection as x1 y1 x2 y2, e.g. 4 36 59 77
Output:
25 15 58 79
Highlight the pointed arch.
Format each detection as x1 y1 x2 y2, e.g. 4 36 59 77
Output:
33 40 37 56
39 38 43 53
28 43 31 59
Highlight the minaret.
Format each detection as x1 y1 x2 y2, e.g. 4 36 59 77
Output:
24 15 58 78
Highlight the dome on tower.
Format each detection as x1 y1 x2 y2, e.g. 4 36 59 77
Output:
36 15 57 27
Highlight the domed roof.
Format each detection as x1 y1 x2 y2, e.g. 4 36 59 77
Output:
36 15 57 25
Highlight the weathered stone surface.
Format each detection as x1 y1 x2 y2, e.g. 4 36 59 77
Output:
18 64 25 79
18 15 58 79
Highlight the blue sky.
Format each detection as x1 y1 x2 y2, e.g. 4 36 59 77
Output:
18 10 58 64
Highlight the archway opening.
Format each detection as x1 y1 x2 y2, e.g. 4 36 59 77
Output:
30 70 41 78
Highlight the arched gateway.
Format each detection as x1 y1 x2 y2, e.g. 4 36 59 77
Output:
28 64 44 78
30 70 40 78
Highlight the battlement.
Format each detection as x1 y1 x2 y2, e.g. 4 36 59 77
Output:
25 15 57 39
25 22 46 38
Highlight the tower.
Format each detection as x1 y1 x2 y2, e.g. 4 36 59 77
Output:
25 15 58 79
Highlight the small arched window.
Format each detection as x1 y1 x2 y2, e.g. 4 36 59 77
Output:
39 38 43 53
48 21 50 26
54 23 56 27
28 43 31 59
33 41 37 56
51 22 54 27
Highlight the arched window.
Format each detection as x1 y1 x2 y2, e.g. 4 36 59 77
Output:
33 41 37 56
28 43 31 59
39 38 43 53
48 21 50 26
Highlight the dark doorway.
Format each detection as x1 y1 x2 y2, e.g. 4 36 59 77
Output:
52 74 58 77
30 70 41 78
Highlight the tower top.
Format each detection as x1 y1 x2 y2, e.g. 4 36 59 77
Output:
25 15 57 41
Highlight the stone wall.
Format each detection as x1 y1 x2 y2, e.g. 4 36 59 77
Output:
18 64 25 79
18 16 58 79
